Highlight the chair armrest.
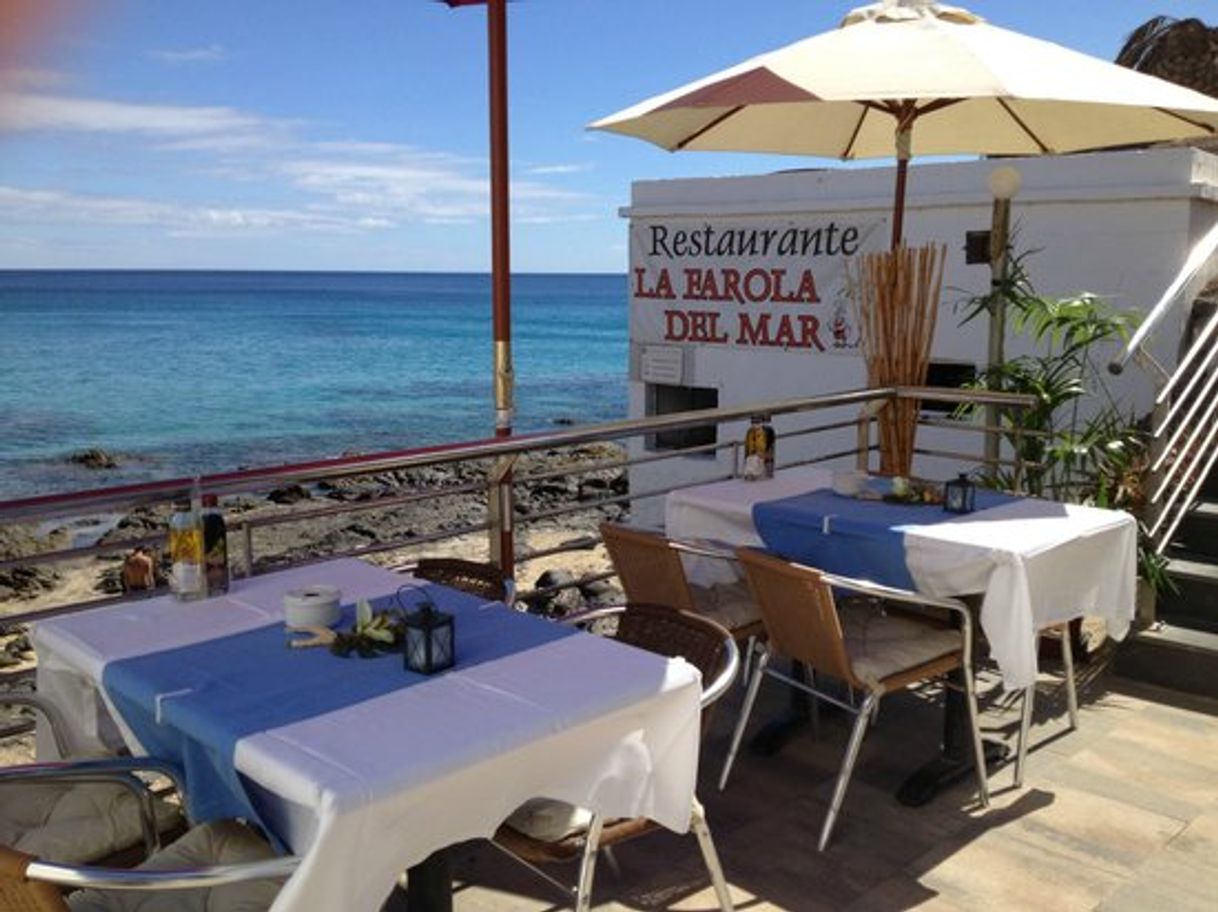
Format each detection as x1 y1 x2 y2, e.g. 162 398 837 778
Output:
558 606 626 627
700 635 739 710
817 571 968 615
560 606 739 709
0 756 185 793
0 757 188 856
669 537 740 562
0 692 74 758
815 569 977 666
26 854 299 892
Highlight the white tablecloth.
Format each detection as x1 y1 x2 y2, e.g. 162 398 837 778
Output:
666 468 1137 690
33 560 703 912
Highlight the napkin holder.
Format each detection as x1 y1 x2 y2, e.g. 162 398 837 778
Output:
283 586 342 628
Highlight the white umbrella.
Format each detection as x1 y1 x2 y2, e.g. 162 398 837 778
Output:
591 0 1218 249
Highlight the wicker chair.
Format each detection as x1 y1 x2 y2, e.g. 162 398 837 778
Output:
721 548 991 851
0 695 184 866
409 557 509 603
492 603 738 912
599 523 765 645
1 819 295 911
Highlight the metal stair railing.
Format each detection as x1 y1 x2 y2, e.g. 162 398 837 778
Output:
1109 219 1218 555
1145 309 1218 554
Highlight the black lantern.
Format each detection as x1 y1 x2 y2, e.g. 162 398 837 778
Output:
943 473 976 515
403 599 455 674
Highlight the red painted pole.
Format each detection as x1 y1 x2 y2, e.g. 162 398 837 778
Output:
488 0 513 438
486 0 515 577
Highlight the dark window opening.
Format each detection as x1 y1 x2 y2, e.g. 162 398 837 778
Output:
646 384 719 451
924 361 978 414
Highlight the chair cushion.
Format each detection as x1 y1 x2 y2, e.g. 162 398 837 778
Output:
66 820 282 912
503 797 594 843
839 601 962 689
690 580 761 633
0 780 182 864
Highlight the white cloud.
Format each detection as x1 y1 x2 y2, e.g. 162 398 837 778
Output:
0 185 385 236
0 88 598 246
0 92 262 136
148 44 227 65
526 163 591 175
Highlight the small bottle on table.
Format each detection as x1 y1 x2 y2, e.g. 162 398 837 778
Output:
201 493 229 595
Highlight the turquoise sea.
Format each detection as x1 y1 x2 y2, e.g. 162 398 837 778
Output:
0 271 629 501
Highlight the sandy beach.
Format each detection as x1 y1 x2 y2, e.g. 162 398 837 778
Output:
0 442 628 620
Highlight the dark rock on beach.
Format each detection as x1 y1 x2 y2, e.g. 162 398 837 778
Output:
67 448 118 470
0 526 65 602
267 484 312 505
527 568 584 618
0 566 60 602
104 505 171 539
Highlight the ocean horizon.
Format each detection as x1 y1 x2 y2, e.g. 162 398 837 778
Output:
0 269 630 501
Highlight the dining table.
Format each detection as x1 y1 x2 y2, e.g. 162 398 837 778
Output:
666 464 1138 801
31 558 704 912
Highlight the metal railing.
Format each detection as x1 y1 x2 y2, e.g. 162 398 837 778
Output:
1110 219 1218 555
1109 220 1218 380
1107 219 1218 556
1143 306 1218 554
0 386 1033 627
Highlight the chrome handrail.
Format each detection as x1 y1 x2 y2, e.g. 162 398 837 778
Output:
0 387 892 525
1146 322 1218 552
0 385 1033 622
1109 219 1218 376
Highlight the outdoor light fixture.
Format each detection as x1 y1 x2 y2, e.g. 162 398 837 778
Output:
943 473 977 515
404 600 455 675
988 165 1022 201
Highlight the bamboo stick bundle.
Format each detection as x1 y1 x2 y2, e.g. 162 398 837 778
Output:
852 242 945 475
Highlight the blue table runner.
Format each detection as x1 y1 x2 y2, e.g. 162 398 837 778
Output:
101 583 577 834
752 487 1019 588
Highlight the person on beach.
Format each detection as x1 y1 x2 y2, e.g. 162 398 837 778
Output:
122 547 157 591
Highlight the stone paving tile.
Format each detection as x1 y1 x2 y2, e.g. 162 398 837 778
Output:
1096 851 1218 912
1044 736 1218 818
451 670 1218 911
909 828 1128 912
986 783 1186 876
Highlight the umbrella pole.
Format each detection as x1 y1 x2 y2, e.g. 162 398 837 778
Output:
890 154 909 250
890 111 914 250
487 0 515 578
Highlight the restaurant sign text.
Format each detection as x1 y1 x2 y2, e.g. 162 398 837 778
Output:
630 217 880 354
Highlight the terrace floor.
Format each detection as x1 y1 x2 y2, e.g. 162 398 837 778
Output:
447 643 1218 911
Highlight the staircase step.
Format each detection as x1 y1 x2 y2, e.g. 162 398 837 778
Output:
1171 501 1218 560
1157 556 1218 632
1115 624 1218 701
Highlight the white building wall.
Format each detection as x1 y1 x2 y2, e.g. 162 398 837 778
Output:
623 148 1218 528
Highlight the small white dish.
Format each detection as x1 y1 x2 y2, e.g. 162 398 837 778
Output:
283 585 342 629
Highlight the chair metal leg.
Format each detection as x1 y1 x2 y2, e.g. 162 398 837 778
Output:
1014 684 1034 788
719 649 769 791
1060 624 1079 730
961 662 991 808
740 635 756 689
690 797 734 912
574 813 604 912
817 692 876 852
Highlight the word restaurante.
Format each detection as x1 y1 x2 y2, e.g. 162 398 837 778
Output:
647 221 861 259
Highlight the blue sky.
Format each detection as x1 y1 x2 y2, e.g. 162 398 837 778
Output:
0 1 1207 273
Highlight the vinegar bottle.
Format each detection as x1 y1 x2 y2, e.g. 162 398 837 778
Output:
168 498 205 600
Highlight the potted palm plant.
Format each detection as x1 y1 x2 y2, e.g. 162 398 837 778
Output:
959 252 1173 641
